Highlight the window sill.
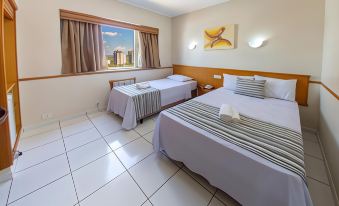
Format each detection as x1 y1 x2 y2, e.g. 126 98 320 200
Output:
18 67 171 82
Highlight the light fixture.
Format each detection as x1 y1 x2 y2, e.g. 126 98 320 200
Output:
248 38 265 48
188 41 197 50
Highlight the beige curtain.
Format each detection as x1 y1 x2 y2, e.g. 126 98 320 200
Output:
61 19 107 74
139 32 161 68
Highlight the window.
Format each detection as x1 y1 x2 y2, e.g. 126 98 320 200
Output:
60 9 159 74
102 25 139 69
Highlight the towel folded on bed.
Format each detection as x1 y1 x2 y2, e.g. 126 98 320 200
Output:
219 104 240 122
136 82 151 89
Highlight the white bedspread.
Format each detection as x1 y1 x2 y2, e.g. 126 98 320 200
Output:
153 88 312 206
107 79 197 130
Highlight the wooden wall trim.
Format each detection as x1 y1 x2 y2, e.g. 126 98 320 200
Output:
173 64 311 106
310 81 338 100
18 67 172 82
60 9 159 34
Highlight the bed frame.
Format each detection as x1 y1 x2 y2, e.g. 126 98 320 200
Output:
173 64 311 106
108 77 197 123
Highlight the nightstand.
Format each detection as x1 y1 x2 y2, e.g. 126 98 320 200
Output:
198 85 216 96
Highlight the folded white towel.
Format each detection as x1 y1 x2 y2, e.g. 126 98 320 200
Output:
136 82 150 89
219 104 241 122
231 108 241 122
219 104 234 122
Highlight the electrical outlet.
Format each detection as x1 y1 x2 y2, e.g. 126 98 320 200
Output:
213 75 222 79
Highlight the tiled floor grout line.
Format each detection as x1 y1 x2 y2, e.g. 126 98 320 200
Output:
62 126 96 139
15 129 122 174
22 116 92 140
19 137 63 153
112 136 143 151
6 173 71 205
160 151 184 169
15 135 110 174
181 168 216 195
87 114 152 203
58 120 81 205
159 152 233 205
5 179 13 206
71 151 113 173
148 167 181 200
20 127 61 140
16 113 234 206
14 153 66 174
77 170 128 204
304 152 324 161
142 136 153 144
307 175 330 186
206 190 218 206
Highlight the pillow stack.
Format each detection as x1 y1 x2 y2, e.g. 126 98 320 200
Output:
254 75 297 101
234 78 266 99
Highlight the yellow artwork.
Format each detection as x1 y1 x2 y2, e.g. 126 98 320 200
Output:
204 25 235 50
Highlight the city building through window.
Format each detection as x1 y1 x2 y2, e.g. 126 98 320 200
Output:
102 25 139 69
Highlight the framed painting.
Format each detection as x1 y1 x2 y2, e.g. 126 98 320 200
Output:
204 24 235 50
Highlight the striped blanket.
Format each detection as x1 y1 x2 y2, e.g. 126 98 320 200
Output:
115 84 161 120
167 100 306 182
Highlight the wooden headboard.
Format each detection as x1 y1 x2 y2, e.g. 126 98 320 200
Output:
173 64 311 106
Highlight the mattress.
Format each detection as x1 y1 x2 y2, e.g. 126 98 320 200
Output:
107 78 197 130
153 88 312 206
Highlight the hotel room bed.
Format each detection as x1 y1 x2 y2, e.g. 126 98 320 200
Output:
107 78 197 130
153 87 312 206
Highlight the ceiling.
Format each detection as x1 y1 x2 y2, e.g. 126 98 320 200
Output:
118 0 230 17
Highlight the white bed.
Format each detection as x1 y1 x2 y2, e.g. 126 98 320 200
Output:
153 88 312 206
107 78 197 130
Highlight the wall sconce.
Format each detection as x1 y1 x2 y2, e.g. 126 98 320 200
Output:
248 38 265 48
188 41 197 50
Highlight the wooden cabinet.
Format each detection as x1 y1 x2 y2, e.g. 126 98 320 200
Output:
0 0 20 170
198 85 216 96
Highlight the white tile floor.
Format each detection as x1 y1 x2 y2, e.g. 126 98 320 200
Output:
0 112 337 206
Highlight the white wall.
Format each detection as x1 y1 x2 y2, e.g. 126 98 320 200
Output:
320 0 339 198
19 68 172 126
171 0 325 129
16 0 173 127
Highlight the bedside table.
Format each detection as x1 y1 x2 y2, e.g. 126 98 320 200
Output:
198 85 215 96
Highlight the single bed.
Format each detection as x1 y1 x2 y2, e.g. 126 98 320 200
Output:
107 77 197 130
153 87 312 206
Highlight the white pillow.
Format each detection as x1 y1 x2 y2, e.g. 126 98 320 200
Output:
167 75 193 82
254 75 297 101
223 74 254 91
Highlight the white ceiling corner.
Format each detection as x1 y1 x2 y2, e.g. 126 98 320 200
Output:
118 0 230 17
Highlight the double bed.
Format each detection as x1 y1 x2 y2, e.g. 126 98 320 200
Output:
107 77 197 130
153 87 312 206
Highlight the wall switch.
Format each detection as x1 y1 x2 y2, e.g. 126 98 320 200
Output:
213 75 222 79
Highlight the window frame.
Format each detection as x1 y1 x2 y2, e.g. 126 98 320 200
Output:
101 25 138 69
60 9 158 71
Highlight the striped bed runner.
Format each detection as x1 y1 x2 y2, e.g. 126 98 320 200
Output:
166 100 306 182
115 84 161 120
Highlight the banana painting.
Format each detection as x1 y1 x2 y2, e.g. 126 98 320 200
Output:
204 25 235 50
